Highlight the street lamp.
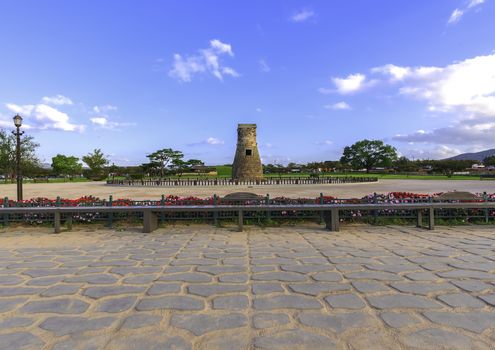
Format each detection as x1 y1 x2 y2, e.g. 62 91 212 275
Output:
12 114 24 201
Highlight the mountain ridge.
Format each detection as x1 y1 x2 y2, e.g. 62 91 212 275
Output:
445 149 495 161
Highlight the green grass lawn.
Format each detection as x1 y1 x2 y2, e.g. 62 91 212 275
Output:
1 177 91 185
112 172 490 181
215 165 232 177
315 173 486 180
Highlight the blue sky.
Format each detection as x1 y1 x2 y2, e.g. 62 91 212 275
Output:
0 0 494 165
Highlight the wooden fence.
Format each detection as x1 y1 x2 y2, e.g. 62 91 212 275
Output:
0 202 493 234
106 176 378 187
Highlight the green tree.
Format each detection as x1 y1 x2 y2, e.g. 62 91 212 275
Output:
340 139 398 173
186 159 204 168
108 163 119 180
82 149 109 180
0 129 41 182
394 157 419 173
483 155 495 166
146 148 184 179
323 161 341 172
170 158 186 177
82 149 109 171
171 159 204 177
429 160 475 176
51 154 82 179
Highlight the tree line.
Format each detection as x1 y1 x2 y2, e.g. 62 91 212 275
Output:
0 129 491 181
265 140 491 176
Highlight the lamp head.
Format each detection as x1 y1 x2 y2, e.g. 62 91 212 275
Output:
13 114 23 128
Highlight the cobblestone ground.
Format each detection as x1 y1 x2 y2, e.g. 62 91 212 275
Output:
0 225 494 349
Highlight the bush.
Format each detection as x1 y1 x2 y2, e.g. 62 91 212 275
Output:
128 173 144 180
83 169 108 181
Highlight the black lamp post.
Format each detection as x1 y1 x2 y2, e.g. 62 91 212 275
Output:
12 114 24 201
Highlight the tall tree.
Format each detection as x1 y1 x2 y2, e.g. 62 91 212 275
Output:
82 149 109 179
394 157 419 173
82 149 109 171
483 156 495 166
171 158 205 177
146 148 184 179
0 129 41 182
340 139 398 173
51 154 82 179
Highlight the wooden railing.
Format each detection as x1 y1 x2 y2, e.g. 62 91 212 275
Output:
0 202 492 234
106 176 378 187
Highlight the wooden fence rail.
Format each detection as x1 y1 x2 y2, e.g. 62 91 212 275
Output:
0 202 493 234
106 176 378 187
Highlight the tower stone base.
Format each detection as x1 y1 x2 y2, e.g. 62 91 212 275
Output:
232 124 263 180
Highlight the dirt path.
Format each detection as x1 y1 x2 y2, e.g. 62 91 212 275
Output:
0 179 493 199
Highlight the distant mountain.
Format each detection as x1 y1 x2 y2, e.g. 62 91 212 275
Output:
445 149 495 161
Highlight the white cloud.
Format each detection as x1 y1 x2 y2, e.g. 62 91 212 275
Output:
169 54 205 82
386 52 495 147
5 103 35 116
448 9 464 24
315 140 333 145
41 94 73 106
93 105 117 114
290 9 315 23
210 39 233 56
256 107 262 113
325 101 351 110
90 116 134 130
371 64 411 81
187 137 225 147
448 0 485 25
5 103 84 132
468 0 485 8
206 137 224 145
395 53 495 118
404 145 462 160
331 73 368 94
259 59 270 73
90 117 108 126
221 67 239 78
169 39 239 82
394 122 495 145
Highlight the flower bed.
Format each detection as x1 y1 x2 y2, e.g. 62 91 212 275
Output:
1 192 494 226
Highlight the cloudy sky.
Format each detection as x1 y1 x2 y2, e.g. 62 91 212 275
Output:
0 0 494 165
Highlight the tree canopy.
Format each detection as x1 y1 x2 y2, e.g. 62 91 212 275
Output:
51 154 82 178
0 129 41 180
340 139 398 173
146 148 184 178
483 155 495 166
82 149 109 171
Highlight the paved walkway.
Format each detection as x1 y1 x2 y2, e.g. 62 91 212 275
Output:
0 225 494 349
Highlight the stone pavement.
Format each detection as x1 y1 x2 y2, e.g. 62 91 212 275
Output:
0 225 494 349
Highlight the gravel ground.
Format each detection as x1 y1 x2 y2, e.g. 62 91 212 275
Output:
0 179 494 199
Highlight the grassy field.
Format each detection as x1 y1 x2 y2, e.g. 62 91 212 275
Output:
26 165 490 184
114 173 489 181
212 166 489 180
215 165 232 177
1 177 90 185
318 173 488 180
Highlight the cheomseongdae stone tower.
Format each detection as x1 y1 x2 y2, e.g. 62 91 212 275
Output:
232 124 263 180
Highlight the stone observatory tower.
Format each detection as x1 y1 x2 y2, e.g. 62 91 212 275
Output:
232 124 263 180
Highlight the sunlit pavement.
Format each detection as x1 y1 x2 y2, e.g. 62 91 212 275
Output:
0 225 494 349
